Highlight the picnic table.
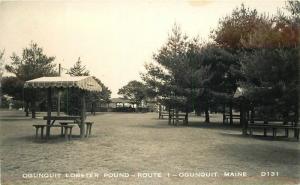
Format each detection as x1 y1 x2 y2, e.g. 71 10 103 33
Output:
248 123 300 140
32 116 81 140
168 112 188 126
44 115 80 140
60 121 94 138
223 114 240 124
159 112 170 119
33 116 94 140
33 124 74 140
43 116 81 125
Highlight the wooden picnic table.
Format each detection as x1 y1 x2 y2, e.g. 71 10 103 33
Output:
59 121 94 138
168 112 188 126
43 116 80 125
248 123 300 140
34 116 93 140
33 124 74 140
223 114 240 124
159 112 170 119
41 116 81 140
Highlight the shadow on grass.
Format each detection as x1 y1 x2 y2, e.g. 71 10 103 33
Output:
0 114 28 117
151 117 165 120
132 120 243 131
220 132 300 142
187 121 242 130
132 122 176 129
2 134 94 144
216 142 300 166
0 114 45 122
0 118 42 122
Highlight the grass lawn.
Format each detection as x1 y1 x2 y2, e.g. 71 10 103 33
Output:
1 110 299 185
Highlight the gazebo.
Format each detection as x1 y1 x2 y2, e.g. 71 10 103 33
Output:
24 76 102 139
110 98 133 107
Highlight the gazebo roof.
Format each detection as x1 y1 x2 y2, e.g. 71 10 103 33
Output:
233 87 244 98
24 76 102 92
110 98 133 104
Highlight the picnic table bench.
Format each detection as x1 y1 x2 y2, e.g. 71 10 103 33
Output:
59 121 94 137
169 113 188 125
33 124 74 140
170 113 187 119
159 112 170 119
85 122 93 137
248 123 300 140
223 114 240 124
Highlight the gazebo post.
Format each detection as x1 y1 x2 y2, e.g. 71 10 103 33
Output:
46 87 52 139
57 89 61 116
80 91 86 138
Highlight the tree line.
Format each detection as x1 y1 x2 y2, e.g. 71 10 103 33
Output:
119 1 299 123
1 42 111 118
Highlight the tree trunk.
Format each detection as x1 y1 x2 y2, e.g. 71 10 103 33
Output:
46 88 52 139
168 107 171 125
25 101 29 117
205 106 210 123
295 104 299 126
30 89 36 119
91 102 95 115
175 109 179 126
250 107 255 123
185 110 189 126
241 102 247 135
158 104 162 119
229 101 233 125
31 99 36 119
222 103 226 124
283 111 288 125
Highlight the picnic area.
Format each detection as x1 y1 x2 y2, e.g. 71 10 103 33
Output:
1 110 299 185
1 1 299 185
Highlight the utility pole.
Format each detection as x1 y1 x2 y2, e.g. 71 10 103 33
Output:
57 63 61 116
59 63 61 76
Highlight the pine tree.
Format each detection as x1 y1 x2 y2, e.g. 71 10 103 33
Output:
67 57 90 76
5 42 57 118
65 57 90 115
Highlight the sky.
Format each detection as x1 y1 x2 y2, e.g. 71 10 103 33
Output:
0 0 286 97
